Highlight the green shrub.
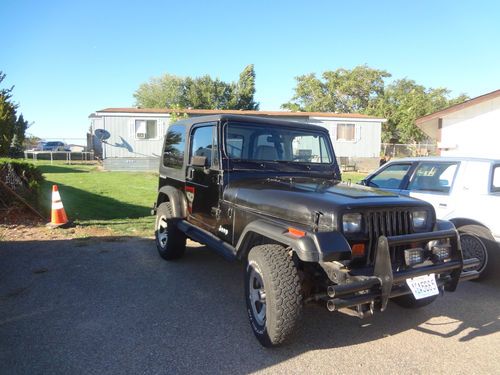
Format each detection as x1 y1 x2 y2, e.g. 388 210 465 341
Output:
0 158 44 203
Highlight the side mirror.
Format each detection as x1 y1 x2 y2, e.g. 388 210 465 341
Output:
191 156 208 167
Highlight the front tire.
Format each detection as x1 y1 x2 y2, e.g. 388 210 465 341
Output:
458 224 496 279
245 245 302 347
154 202 186 260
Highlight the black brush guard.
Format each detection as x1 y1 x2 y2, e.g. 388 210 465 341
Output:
322 229 480 313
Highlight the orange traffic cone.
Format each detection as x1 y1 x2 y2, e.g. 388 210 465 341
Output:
47 185 68 227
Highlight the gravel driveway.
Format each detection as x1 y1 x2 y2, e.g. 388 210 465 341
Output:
1 237 499 374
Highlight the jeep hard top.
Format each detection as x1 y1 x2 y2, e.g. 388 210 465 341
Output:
153 115 479 347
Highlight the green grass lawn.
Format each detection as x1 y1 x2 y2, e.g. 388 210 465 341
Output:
37 162 157 235
341 171 367 183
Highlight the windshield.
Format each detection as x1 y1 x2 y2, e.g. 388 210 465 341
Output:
224 122 333 164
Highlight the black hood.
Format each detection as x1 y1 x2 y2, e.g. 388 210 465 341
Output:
224 176 432 229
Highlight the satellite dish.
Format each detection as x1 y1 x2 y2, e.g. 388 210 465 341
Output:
95 129 111 141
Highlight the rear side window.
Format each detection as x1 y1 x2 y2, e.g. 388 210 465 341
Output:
163 125 186 169
369 163 412 189
492 165 500 193
408 162 458 193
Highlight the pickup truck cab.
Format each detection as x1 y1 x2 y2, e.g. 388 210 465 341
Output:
361 157 500 279
153 116 478 347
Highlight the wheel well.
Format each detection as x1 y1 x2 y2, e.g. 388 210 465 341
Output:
237 231 287 260
450 217 490 230
157 192 170 206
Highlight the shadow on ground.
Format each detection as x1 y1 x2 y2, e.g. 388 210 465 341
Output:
36 165 91 174
0 238 499 374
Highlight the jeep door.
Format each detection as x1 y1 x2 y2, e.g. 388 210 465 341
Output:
185 123 220 231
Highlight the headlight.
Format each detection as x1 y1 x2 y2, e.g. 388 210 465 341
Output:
343 213 362 233
412 210 428 229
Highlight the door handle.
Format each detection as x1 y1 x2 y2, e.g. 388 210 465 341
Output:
187 168 194 180
439 203 447 207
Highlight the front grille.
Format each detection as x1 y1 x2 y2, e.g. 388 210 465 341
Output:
365 210 413 265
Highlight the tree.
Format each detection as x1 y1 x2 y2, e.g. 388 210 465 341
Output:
0 71 30 156
133 65 259 110
282 65 391 113
230 64 259 110
370 79 468 143
133 74 187 109
283 66 468 143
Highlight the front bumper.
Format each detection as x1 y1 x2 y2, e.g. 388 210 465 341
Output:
323 229 480 312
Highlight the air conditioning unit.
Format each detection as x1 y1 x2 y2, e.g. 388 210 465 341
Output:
136 132 146 139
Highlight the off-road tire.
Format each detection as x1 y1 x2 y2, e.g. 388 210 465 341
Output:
245 245 302 347
392 293 438 309
458 224 497 280
154 202 186 260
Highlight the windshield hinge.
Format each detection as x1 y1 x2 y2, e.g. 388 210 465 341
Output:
313 211 324 232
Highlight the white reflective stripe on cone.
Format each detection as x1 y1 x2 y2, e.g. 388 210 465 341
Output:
52 191 62 201
52 202 64 210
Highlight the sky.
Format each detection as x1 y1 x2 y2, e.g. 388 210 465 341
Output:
1 0 499 140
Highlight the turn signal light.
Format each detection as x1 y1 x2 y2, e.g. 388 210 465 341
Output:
288 227 306 237
351 243 365 257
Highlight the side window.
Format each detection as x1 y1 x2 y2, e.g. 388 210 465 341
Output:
163 125 185 169
190 125 218 167
408 162 458 193
491 165 500 193
336 123 355 141
369 163 412 189
135 119 157 139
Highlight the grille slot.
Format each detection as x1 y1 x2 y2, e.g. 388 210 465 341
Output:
365 210 412 265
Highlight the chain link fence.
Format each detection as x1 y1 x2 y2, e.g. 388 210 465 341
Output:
381 143 438 158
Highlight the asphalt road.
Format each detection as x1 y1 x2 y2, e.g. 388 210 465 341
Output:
1 237 499 375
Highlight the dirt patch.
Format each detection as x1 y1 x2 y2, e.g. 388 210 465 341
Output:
0 222 116 242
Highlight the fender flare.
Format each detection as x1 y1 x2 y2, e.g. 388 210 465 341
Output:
156 186 188 218
448 217 490 231
235 220 352 262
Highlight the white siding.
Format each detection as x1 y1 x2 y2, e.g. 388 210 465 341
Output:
99 115 171 158
309 117 382 157
441 96 500 158
90 112 382 161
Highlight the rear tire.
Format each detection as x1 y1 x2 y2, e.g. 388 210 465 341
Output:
154 202 186 260
245 245 302 347
392 294 438 309
458 224 497 279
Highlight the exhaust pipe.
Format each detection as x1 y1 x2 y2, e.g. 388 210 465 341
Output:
326 300 336 312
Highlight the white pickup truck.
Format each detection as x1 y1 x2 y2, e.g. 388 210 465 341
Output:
361 157 500 279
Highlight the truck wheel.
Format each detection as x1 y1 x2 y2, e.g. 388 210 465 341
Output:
245 245 302 347
458 224 496 279
154 202 186 260
392 294 438 309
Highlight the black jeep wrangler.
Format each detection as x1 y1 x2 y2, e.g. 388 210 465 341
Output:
153 115 479 347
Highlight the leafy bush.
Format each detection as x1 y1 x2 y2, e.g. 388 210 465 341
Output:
0 158 44 199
